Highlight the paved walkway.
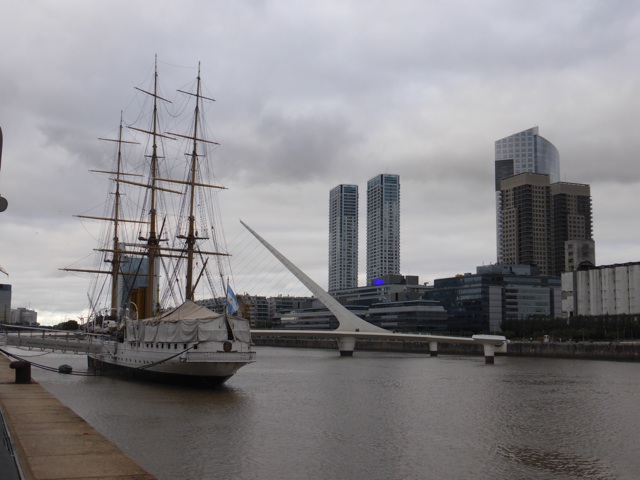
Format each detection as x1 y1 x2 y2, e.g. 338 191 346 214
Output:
0 351 155 479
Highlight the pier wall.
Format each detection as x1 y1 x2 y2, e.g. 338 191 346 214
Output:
252 336 640 361
252 337 485 355
506 341 640 362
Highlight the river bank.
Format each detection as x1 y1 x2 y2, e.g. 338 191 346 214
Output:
252 336 640 362
0 352 155 480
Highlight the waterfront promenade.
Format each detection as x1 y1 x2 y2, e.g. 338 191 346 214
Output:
0 353 155 480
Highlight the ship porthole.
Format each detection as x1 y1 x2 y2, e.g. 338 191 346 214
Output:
223 341 232 352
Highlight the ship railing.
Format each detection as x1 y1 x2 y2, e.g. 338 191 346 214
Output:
1 324 107 354
181 351 257 363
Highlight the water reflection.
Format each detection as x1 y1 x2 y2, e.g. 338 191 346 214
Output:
498 445 615 480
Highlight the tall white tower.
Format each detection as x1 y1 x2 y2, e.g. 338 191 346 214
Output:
329 184 359 292
366 174 400 286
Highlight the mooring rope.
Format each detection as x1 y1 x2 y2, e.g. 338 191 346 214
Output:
1 344 197 377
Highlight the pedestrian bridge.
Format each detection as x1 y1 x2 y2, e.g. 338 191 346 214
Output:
243 221 507 364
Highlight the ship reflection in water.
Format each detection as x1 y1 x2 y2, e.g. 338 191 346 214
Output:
20 346 639 480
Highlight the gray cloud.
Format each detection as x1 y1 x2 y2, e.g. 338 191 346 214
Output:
1 0 639 324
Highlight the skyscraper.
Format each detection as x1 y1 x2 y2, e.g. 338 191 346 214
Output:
366 174 400 286
501 173 554 275
500 173 593 276
329 184 359 292
495 127 559 263
551 182 594 273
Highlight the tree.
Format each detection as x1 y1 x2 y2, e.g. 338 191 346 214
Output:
54 319 79 331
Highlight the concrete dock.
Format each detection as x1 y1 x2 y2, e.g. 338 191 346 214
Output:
0 352 155 479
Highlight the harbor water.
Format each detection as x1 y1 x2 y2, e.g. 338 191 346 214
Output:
11 346 640 480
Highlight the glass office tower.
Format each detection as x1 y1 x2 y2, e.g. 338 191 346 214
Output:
366 174 400 286
329 184 359 292
495 127 559 263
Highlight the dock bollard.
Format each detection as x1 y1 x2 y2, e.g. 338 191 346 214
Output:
10 360 32 384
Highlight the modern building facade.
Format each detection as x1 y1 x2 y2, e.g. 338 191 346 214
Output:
237 294 271 326
366 300 448 332
552 182 594 273
119 255 151 315
328 184 359 292
562 262 640 317
501 173 554 275
366 174 400 286
198 295 314 327
276 298 447 332
495 127 560 263
268 295 315 318
500 173 593 276
277 275 445 332
11 307 38 326
0 284 11 323
424 264 561 333
332 274 429 306
200 294 271 326
276 304 365 330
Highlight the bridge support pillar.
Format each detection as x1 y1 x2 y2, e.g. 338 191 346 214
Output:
482 343 495 364
337 336 356 357
429 341 438 357
495 341 508 355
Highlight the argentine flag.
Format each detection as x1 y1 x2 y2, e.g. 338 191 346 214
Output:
226 283 239 315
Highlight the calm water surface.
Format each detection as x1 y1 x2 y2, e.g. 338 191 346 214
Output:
14 346 640 480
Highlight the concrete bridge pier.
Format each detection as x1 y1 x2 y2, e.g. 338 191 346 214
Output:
337 336 356 356
494 341 508 355
482 343 495 364
429 341 438 357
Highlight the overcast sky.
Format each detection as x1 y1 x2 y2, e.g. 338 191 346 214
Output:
1 1 639 325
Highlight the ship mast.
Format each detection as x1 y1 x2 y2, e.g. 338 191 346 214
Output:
128 56 175 318
95 115 140 314
168 62 220 301
62 115 141 318
64 59 235 320
185 66 203 300
109 115 126 312
146 60 161 317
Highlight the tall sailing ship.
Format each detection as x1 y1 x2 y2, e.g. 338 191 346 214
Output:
64 60 255 385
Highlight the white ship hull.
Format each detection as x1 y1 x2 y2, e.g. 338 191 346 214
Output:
88 338 255 386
